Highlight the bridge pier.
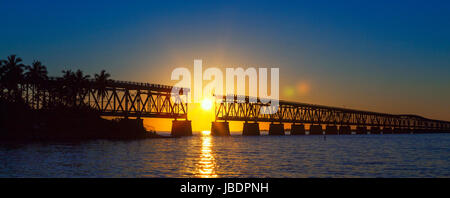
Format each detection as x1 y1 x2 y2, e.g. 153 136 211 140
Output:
356 126 367 134
339 126 351 135
382 127 393 134
370 127 381 134
325 125 338 135
243 122 260 136
414 128 426 134
309 125 323 135
269 123 285 135
171 120 192 137
211 121 230 136
423 128 431 133
394 128 407 134
290 124 306 135
404 128 413 134
393 128 400 134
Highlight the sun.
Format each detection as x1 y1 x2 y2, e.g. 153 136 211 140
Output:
201 98 213 111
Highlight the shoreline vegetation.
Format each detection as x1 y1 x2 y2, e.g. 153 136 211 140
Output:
0 54 167 141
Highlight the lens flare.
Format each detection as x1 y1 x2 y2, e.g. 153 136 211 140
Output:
201 98 213 110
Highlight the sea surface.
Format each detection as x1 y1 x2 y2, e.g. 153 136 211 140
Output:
1 132 449 177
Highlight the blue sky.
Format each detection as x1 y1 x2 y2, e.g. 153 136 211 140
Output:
1 0 450 120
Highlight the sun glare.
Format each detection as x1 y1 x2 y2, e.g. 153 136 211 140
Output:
201 98 213 111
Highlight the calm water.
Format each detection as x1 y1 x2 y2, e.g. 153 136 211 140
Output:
1 132 449 177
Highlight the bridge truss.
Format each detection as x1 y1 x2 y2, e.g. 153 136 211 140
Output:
214 95 450 131
17 78 189 119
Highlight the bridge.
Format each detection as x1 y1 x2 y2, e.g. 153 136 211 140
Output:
211 95 450 136
17 77 191 136
15 78 450 137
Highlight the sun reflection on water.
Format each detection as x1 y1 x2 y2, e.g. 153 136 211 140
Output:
196 131 217 178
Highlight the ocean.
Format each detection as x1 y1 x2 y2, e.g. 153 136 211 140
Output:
1 132 449 177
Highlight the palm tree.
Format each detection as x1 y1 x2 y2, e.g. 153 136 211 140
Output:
1 55 25 101
61 69 76 106
25 61 48 108
94 70 111 109
74 69 90 106
25 61 48 83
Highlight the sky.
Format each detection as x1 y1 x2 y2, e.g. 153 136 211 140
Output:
1 0 450 130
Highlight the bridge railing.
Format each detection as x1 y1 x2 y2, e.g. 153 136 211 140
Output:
47 77 188 92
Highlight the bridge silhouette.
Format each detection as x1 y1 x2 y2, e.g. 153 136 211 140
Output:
23 77 188 119
211 95 450 136
17 77 191 136
17 78 450 137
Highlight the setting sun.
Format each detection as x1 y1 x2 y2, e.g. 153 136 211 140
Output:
201 98 213 111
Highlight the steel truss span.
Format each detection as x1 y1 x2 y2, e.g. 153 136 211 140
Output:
17 78 189 119
214 95 450 131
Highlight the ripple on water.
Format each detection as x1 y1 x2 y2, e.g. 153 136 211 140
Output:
0 134 449 177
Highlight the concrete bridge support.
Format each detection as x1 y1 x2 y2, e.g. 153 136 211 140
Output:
290 124 306 135
404 128 413 134
370 127 381 134
339 126 351 135
269 123 285 135
309 125 323 135
325 125 338 135
432 128 441 133
393 128 401 134
413 128 426 134
243 122 260 136
171 120 192 137
356 126 367 134
394 128 409 134
382 127 393 134
211 121 230 136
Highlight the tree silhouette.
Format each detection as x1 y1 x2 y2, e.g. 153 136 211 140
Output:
74 69 91 106
1 55 25 101
94 70 111 109
0 55 115 111
61 69 76 106
25 61 48 83
25 61 48 108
